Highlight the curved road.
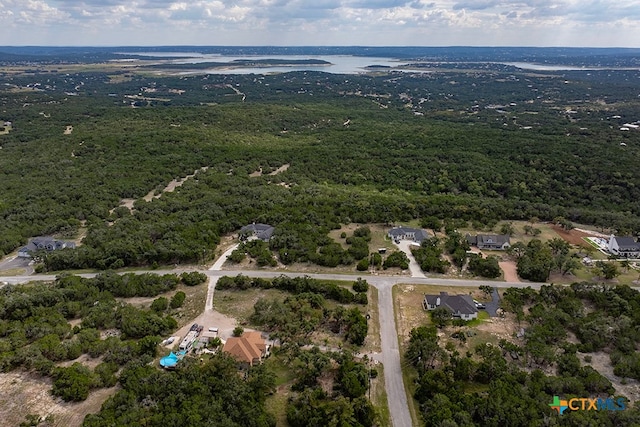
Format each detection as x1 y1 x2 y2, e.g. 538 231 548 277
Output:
1 269 542 427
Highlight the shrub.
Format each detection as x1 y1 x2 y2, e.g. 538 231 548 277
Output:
170 291 186 309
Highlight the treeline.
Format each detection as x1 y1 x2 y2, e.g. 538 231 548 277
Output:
217 275 368 305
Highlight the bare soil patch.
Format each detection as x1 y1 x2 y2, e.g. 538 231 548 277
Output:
57 354 103 370
499 261 520 282
579 351 640 403
0 371 117 427
269 163 290 175
63 125 73 135
553 225 594 248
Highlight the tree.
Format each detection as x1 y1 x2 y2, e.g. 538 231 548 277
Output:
507 241 527 260
421 216 443 232
406 325 441 371
356 258 369 271
352 278 369 293
560 257 581 276
180 271 208 286
150 297 168 312
169 291 186 308
500 222 515 236
51 363 96 402
596 261 620 280
233 326 244 337
431 306 451 328
479 285 493 298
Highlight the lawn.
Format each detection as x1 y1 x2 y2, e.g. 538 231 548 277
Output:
328 223 396 254
362 286 381 353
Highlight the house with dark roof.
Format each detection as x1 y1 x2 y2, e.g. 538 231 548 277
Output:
17 237 76 258
466 234 511 250
240 223 275 242
608 235 640 258
388 227 430 244
222 331 270 369
423 291 478 320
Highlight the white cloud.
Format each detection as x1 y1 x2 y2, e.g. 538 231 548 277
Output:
0 0 637 46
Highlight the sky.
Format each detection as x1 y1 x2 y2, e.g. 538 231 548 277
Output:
1 0 639 47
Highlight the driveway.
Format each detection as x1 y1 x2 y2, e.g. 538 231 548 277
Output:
395 240 426 278
484 287 501 317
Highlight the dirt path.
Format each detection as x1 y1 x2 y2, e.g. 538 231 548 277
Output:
143 166 209 202
168 243 240 347
112 167 209 214
499 261 520 282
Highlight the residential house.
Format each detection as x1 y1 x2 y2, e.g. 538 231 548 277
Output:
17 237 76 258
222 331 270 369
466 234 511 250
608 235 640 258
239 223 275 242
388 227 430 244
423 291 478 320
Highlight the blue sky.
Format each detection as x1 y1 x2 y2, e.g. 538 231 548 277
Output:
2 0 639 47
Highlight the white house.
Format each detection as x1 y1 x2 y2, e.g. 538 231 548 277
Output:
608 235 640 258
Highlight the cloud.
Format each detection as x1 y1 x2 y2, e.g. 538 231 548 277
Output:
0 0 637 46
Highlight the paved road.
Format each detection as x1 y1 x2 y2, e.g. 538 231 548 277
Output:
0 269 547 427
377 281 413 427
485 287 501 317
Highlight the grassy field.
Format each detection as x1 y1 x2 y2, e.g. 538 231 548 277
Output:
171 283 208 327
213 287 291 327
362 286 381 353
370 364 391 427
0 267 26 276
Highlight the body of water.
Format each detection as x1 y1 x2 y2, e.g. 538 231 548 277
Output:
118 52 635 74
121 52 408 74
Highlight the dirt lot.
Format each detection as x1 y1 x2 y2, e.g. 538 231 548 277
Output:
0 371 117 427
499 261 520 282
578 351 640 403
552 225 595 248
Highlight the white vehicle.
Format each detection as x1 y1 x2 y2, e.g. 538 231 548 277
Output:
179 331 198 351
208 327 219 333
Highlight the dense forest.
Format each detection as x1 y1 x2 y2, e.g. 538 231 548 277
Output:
409 283 640 426
1 52 639 271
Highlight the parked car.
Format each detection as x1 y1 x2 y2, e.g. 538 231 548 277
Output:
190 323 199 332
473 299 486 309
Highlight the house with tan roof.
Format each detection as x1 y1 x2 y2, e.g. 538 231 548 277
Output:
222 331 270 369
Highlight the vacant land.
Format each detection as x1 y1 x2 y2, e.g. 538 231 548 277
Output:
0 371 116 427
